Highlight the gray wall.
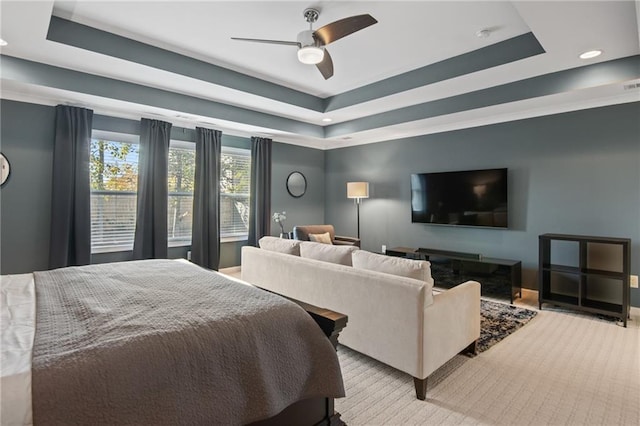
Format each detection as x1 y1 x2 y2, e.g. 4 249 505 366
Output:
325 102 640 306
270 142 325 236
1 101 55 274
0 100 324 272
2 99 638 307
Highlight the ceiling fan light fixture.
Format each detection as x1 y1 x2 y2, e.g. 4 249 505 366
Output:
298 46 324 64
233 10 376 79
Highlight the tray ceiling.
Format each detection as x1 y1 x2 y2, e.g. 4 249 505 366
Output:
1 1 638 149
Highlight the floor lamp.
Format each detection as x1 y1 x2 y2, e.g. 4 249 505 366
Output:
347 182 369 239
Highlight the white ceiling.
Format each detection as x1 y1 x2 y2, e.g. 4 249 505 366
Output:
1 1 639 149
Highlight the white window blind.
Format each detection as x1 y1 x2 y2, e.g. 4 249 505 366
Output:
90 134 250 252
220 147 251 239
168 141 195 247
90 137 139 253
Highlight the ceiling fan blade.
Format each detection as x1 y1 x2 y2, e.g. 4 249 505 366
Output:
316 49 334 80
231 37 300 47
313 14 377 46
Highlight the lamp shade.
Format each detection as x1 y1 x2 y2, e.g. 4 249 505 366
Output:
347 182 369 199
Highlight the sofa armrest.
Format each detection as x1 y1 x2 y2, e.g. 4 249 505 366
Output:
421 280 481 378
333 235 361 247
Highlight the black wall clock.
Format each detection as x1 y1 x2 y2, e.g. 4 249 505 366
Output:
0 153 10 187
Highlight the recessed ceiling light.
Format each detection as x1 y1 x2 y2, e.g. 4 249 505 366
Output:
322 118 332 123
0 39 8 46
579 50 602 59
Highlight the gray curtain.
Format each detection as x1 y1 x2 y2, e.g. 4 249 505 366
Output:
49 105 94 269
247 137 272 247
133 118 171 259
191 127 222 270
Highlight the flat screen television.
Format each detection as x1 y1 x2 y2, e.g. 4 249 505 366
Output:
410 168 508 228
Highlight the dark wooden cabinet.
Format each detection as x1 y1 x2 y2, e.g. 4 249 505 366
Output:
538 233 631 327
386 246 522 303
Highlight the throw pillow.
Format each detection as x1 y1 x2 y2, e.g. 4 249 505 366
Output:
299 241 358 266
258 236 301 256
308 232 333 245
352 250 434 288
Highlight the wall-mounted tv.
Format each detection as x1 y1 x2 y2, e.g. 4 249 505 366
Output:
411 168 508 229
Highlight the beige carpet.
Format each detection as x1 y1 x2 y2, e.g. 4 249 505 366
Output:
219 269 640 425
336 293 640 425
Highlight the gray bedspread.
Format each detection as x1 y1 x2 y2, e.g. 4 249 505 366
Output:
32 259 344 425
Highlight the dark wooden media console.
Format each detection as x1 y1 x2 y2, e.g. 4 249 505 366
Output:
386 246 522 303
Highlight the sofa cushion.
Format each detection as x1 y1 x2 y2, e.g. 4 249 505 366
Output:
258 236 301 255
299 241 358 266
309 232 333 244
352 250 433 285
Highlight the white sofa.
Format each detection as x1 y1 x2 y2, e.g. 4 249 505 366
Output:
241 239 481 399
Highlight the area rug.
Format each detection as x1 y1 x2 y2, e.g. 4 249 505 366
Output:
477 298 537 353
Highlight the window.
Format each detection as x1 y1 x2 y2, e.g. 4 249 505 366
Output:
90 132 250 253
167 143 251 244
220 147 251 239
90 135 139 253
168 141 195 246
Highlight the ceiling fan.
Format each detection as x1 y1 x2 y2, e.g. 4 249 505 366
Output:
231 8 377 80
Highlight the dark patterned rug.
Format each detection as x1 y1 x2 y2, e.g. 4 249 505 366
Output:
477 299 537 353
429 260 537 352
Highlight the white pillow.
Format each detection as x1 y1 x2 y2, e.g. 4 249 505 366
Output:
299 241 358 266
258 236 301 256
308 232 332 244
352 250 433 286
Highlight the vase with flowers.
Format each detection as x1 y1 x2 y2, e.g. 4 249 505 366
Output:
272 211 291 239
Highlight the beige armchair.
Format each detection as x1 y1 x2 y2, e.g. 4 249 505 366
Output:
293 225 361 247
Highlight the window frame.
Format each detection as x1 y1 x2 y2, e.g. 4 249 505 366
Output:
220 146 251 242
89 131 252 252
89 131 140 254
167 140 196 248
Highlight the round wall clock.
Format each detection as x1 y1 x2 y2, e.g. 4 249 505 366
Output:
0 153 10 187
286 171 307 198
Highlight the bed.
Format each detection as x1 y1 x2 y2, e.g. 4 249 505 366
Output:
0 259 346 425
